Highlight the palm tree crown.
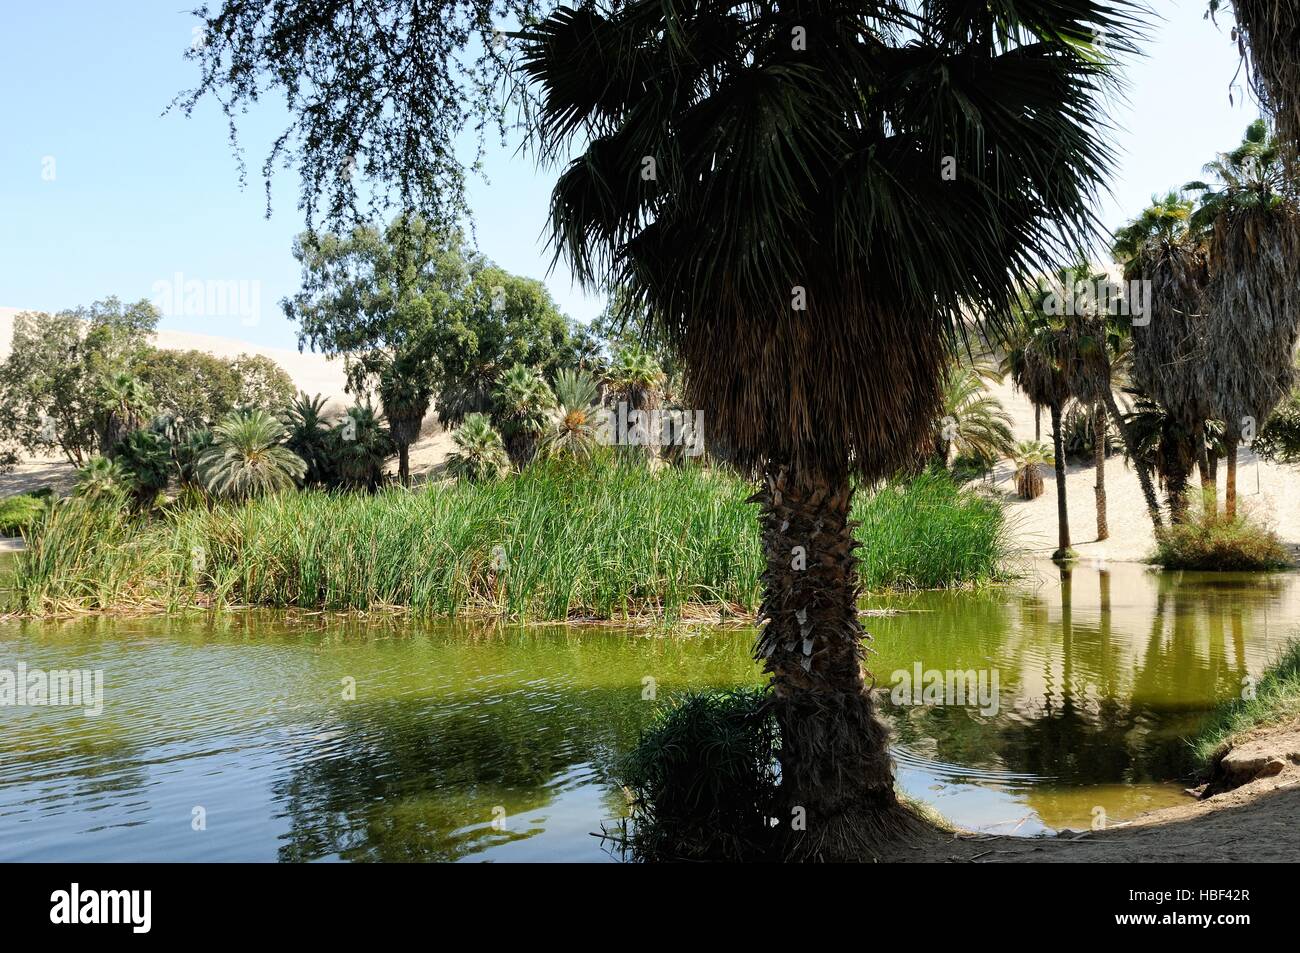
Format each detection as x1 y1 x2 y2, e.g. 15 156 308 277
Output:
198 408 307 501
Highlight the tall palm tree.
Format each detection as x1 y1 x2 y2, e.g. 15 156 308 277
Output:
446 412 510 481
378 360 431 487
1214 2 1300 158
198 408 306 501
1004 307 1075 560
1186 120 1300 518
492 363 555 469
540 367 601 462
520 0 1141 858
605 344 665 461
1113 192 1211 523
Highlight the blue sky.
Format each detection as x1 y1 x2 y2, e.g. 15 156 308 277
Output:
0 0 1263 350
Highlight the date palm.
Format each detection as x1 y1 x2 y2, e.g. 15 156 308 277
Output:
198 408 306 501
330 402 392 492
541 368 601 462
284 392 334 488
932 363 1014 469
520 0 1142 858
1011 440 1054 500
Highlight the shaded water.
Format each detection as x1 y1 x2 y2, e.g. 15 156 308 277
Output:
1 560 1296 861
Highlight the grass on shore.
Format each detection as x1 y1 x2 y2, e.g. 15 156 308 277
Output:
1190 640 1300 767
1152 495 1292 571
7 462 1011 621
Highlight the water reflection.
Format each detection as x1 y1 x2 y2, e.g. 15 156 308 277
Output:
1 560 1297 859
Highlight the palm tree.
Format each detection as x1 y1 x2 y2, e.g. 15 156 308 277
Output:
330 402 392 492
932 363 1014 470
197 408 306 501
284 392 334 487
176 427 215 490
492 363 555 469
1003 306 1074 559
1124 395 1202 515
519 0 1140 858
1113 192 1211 523
96 372 152 457
1186 120 1300 518
1011 440 1054 500
540 368 601 462
75 454 129 501
446 412 510 481
605 343 666 462
114 427 173 511
1214 2 1300 157
378 361 431 487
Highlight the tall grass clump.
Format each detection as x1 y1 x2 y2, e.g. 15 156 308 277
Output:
1151 493 1292 571
8 463 1012 619
853 469 1011 590
1190 639 1300 768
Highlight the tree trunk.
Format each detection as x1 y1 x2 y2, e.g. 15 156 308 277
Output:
1092 404 1108 541
1226 437 1238 520
1198 437 1216 518
1050 403 1072 560
753 465 914 860
398 443 410 487
1035 404 1041 441
1101 390 1164 536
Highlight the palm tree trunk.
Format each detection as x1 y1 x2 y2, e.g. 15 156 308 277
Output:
1035 404 1041 441
1092 404 1108 541
398 443 411 487
1050 402 1072 560
1101 390 1164 536
1226 437 1238 519
753 465 913 860
1198 437 1216 517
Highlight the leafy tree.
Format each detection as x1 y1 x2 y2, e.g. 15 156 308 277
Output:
228 355 297 413
0 298 158 466
446 413 510 482
433 267 573 427
284 216 470 484
198 409 306 500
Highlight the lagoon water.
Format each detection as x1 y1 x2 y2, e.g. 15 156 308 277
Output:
1 560 1296 861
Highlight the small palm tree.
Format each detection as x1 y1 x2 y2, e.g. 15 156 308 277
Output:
492 363 555 468
1011 441 1054 500
446 412 510 482
198 408 306 501
284 392 334 487
540 368 601 462
114 427 173 510
932 363 1014 469
330 402 391 492
606 344 665 413
75 455 130 501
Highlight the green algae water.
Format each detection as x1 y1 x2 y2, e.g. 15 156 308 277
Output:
1 559 1296 861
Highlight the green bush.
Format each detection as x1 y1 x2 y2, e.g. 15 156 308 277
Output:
616 688 779 862
1152 498 1292 571
0 493 48 536
1190 640 1300 768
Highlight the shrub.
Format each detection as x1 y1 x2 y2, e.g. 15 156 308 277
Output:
616 688 779 862
0 493 48 536
1152 496 1292 571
